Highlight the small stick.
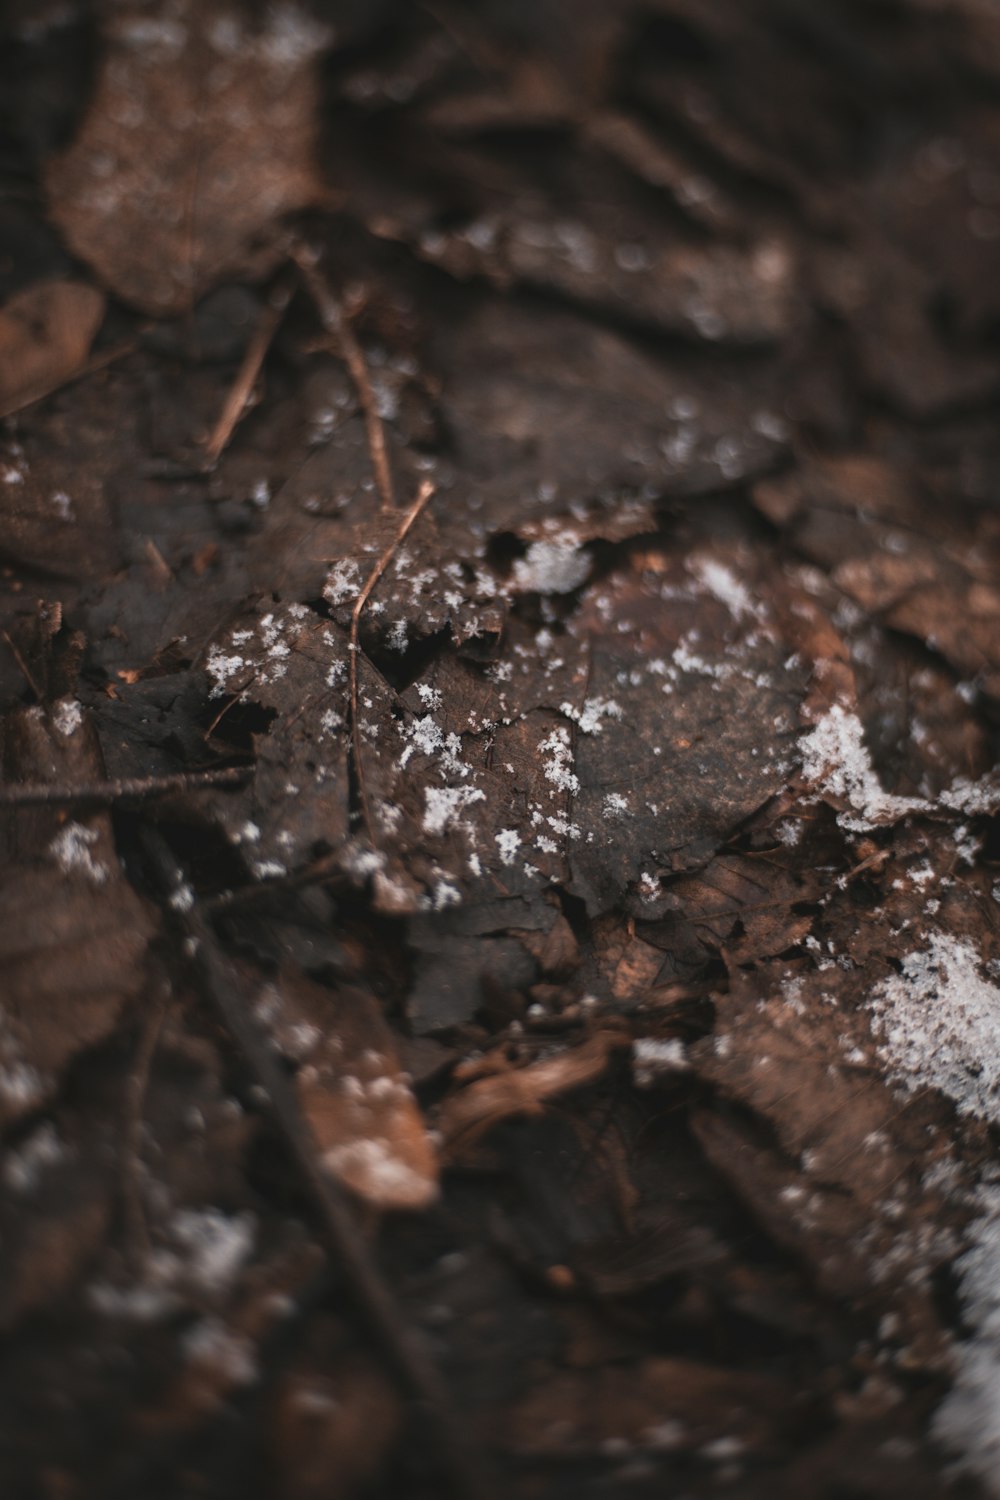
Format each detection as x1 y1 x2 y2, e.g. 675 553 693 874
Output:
202 278 293 464
292 244 396 510
0 629 43 700
350 480 435 836
138 827 489 1500
0 763 249 810
121 988 171 1269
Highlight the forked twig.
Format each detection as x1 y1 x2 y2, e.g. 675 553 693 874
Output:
138 826 488 1500
350 480 435 837
291 243 397 510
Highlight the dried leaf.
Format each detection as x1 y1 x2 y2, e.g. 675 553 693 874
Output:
45 3 330 313
0 280 105 414
261 972 439 1211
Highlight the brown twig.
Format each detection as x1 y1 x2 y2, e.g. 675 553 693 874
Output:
0 629 43 700
0 764 249 810
350 480 436 837
138 826 489 1500
121 988 171 1270
202 277 293 464
291 243 397 510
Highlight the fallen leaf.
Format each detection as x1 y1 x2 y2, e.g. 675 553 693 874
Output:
260 971 439 1212
0 280 105 414
45 2 330 313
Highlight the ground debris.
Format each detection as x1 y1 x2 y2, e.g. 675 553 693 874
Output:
6 2 1000 1496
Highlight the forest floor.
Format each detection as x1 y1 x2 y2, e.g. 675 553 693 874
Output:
4 2 1000 1497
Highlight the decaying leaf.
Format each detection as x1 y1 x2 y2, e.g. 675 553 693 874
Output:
0 699 154 1126
437 1031 624 1152
45 2 330 313
260 971 438 1211
0 280 105 414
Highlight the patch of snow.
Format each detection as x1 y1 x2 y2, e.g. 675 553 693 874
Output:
538 725 579 794
51 698 82 736
512 540 590 595
633 1037 690 1087
799 704 928 830
868 934 1000 1122
495 829 520 865
323 558 362 607
49 822 110 884
422 785 485 837
205 647 247 697
559 696 622 734
690 556 757 619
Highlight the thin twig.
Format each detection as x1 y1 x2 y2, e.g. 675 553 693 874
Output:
0 629 43 700
0 764 249 810
138 826 489 1500
202 278 293 464
291 243 397 510
121 988 171 1271
350 480 435 837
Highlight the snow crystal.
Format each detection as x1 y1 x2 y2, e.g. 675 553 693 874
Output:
204 647 246 697
868 934 1000 1122
415 683 443 711
798 704 928 830
422 785 485 837
512 540 590 595
538 725 579 794
559 696 622 734
603 792 629 817
168 1208 256 1294
690 556 757 619
495 829 520 865
51 698 82 736
633 1038 690 1087
49 822 110 884
323 558 362 606
941 777 1000 817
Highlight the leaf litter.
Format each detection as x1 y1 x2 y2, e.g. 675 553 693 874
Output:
5 1 1000 1497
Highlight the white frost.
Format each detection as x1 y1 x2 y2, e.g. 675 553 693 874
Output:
49 822 110 884
512 540 590 595
868 933 1000 1123
799 704 927 830
689 556 757 619
422 785 485 837
51 698 83 737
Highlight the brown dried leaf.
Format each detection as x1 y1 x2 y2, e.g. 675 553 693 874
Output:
0 700 155 1126
261 972 439 1211
437 1031 623 1152
0 280 105 414
45 3 329 313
